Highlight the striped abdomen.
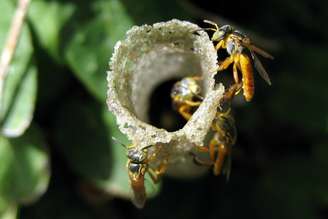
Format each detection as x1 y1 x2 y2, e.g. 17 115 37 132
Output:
239 54 254 101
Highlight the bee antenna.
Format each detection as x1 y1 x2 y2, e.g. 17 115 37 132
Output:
194 93 204 100
112 137 127 149
203 20 219 30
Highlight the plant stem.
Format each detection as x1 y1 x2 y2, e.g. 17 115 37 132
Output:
0 0 31 100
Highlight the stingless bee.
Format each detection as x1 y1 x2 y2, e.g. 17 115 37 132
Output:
203 20 274 101
170 76 203 120
113 138 168 208
171 76 239 177
195 108 237 177
194 83 239 177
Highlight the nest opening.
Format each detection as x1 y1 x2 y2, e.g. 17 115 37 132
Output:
108 20 224 172
127 49 205 124
148 78 183 131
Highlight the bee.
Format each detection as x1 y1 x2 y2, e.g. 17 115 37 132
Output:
171 76 239 177
221 82 243 105
203 20 274 101
170 76 203 120
190 107 236 179
196 85 239 177
206 109 236 176
209 84 240 177
113 138 168 208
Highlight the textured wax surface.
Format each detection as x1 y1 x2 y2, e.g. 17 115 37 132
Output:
107 19 224 178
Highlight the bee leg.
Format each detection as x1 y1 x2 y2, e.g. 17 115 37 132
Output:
147 147 160 162
209 138 218 162
148 161 168 183
209 54 234 74
218 55 234 71
190 151 214 166
222 83 243 102
215 40 224 51
178 105 193 120
222 86 235 102
234 83 243 94
191 75 203 81
184 100 202 107
194 145 208 152
193 137 217 165
233 62 240 83
213 143 229 175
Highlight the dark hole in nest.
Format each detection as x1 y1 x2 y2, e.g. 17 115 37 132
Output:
148 78 189 131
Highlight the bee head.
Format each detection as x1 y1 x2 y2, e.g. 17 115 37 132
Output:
128 148 147 163
186 78 201 96
171 77 201 101
212 25 233 41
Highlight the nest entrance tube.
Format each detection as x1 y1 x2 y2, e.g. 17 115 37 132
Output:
107 19 225 177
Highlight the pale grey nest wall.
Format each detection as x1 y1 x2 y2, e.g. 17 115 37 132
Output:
107 19 224 177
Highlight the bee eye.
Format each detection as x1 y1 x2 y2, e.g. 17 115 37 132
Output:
171 87 178 97
127 149 135 158
171 81 183 96
220 25 228 31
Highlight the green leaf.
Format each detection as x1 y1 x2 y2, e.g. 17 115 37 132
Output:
0 64 37 137
0 126 50 205
0 199 17 219
54 100 159 200
64 0 191 101
27 0 75 108
0 197 17 219
28 0 74 62
0 0 36 137
65 0 134 101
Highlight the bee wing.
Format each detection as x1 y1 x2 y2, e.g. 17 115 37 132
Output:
248 44 274 60
222 150 232 182
112 137 128 148
251 52 272 85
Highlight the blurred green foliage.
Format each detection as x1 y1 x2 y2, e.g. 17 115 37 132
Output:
0 0 36 138
0 0 327 218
